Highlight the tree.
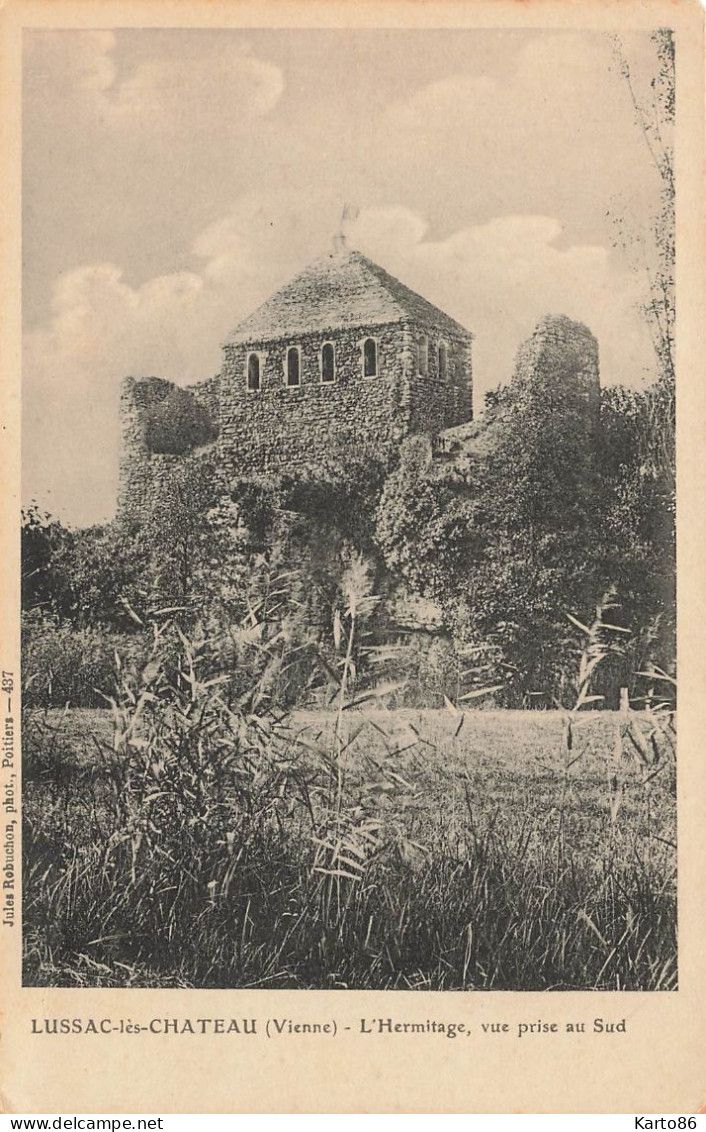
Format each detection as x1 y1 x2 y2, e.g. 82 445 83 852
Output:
54 524 151 630
593 32 677 683
375 436 483 601
376 372 618 704
611 31 675 489
598 384 676 676
21 505 73 616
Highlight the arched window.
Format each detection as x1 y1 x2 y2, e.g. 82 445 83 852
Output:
246 353 260 392
438 341 448 380
321 342 335 383
418 336 429 377
286 346 300 387
363 337 377 378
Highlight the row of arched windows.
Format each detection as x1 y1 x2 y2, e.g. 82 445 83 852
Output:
246 339 378 392
246 336 452 391
415 336 449 380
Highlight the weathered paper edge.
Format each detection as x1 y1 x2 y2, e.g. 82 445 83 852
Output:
0 0 704 1114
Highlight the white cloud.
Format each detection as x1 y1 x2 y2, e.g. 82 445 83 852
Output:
348 205 654 401
24 263 210 527
378 32 659 227
107 52 283 132
345 207 429 261
192 198 310 287
24 31 118 94
24 31 284 133
386 74 499 134
23 200 657 526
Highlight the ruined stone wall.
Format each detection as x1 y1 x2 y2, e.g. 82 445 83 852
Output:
117 376 177 524
117 319 473 524
117 375 218 525
190 373 221 419
435 314 600 472
509 315 600 427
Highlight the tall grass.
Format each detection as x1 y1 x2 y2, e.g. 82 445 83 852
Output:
22 597 676 990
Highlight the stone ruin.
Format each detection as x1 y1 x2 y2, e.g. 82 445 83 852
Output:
117 244 599 525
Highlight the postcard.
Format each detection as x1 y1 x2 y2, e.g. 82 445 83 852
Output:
1 0 704 1114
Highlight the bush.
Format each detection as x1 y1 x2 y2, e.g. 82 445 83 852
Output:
144 387 218 456
56 525 152 631
21 505 74 617
21 611 147 708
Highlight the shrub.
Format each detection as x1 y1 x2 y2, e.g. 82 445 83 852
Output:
21 505 74 617
55 525 152 630
21 611 147 708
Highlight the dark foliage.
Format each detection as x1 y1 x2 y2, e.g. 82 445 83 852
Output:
22 364 674 710
144 386 219 456
21 505 74 617
376 369 675 706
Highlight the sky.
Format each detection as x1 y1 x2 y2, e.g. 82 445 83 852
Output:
22 28 666 527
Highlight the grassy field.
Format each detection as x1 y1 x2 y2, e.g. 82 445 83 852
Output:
22 704 677 991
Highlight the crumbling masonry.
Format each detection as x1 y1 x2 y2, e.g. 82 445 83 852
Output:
117 247 599 524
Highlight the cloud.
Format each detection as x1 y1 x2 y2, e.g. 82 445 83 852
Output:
106 52 283 132
384 33 616 137
377 32 659 225
385 74 499 134
23 200 656 527
192 198 313 287
345 207 429 261
23 263 210 527
348 205 654 402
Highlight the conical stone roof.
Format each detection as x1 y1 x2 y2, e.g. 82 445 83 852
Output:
225 248 471 344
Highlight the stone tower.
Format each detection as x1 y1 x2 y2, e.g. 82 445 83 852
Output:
218 245 474 479
117 246 474 523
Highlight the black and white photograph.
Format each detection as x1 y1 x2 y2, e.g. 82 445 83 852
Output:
18 19 678 1001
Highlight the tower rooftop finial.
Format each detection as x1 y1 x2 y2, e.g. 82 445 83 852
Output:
331 202 359 254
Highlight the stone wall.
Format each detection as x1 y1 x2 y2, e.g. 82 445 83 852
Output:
117 376 176 524
191 373 221 419
435 315 601 470
219 323 405 478
402 328 473 434
117 375 218 525
509 315 600 426
116 316 601 532
117 318 473 524
219 320 473 479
